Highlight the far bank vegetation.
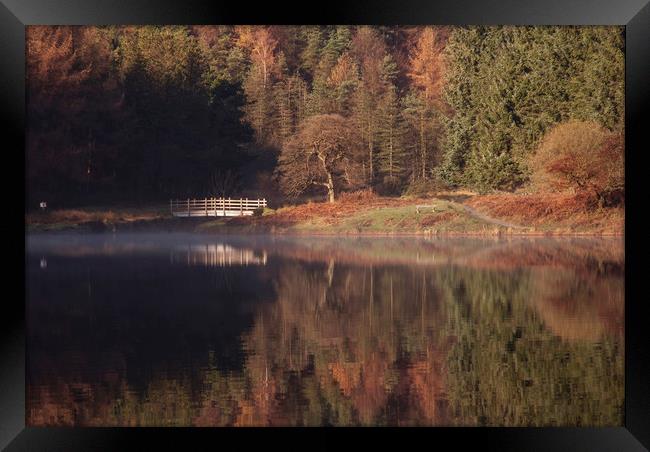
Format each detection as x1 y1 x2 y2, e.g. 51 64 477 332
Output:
27 25 624 221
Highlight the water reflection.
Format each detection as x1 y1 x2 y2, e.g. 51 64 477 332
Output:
26 234 624 426
170 244 267 267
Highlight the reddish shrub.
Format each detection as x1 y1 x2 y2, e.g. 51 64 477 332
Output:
529 121 624 206
338 188 378 203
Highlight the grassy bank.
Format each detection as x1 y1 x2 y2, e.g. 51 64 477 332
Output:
25 205 168 232
25 191 624 236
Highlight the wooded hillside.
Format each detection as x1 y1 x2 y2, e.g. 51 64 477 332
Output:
26 25 624 207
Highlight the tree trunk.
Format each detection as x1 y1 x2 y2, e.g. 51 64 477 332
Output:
420 110 426 179
327 185 335 203
326 172 336 203
369 138 374 185
389 124 394 179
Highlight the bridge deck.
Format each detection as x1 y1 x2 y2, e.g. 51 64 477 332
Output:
173 210 255 217
170 197 267 218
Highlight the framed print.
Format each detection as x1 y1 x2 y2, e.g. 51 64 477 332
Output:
2 0 649 450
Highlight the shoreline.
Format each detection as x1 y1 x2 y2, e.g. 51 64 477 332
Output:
25 219 624 237
25 194 624 237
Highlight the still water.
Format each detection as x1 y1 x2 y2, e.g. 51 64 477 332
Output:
26 233 624 426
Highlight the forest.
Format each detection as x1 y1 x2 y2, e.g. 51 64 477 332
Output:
26 25 624 208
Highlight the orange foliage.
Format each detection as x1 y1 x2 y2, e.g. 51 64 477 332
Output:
27 26 116 113
403 352 448 423
235 26 279 85
528 267 624 342
408 27 448 106
469 192 597 221
337 188 379 203
350 353 391 423
327 53 358 88
529 121 624 204
466 192 623 233
328 362 362 396
350 27 387 92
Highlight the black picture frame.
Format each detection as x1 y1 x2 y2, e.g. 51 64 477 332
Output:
3 0 649 450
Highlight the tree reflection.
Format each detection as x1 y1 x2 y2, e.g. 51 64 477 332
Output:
236 260 450 425
27 237 624 426
443 266 624 426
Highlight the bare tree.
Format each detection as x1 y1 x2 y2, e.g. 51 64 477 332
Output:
278 114 361 203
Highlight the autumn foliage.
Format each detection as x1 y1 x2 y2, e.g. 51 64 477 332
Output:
529 121 624 206
26 26 625 206
278 114 363 202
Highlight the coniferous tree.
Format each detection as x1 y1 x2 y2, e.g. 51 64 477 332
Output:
299 26 324 77
238 26 281 145
26 26 122 204
439 26 624 192
405 27 447 187
307 26 354 116
376 85 408 191
275 71 308 144
401 91 438 184
375 55 408 192
349 27 391 188
193 26 248 85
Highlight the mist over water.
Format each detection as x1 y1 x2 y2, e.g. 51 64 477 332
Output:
26 233 624 426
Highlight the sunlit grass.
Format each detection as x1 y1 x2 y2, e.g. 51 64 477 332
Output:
25 205 168 231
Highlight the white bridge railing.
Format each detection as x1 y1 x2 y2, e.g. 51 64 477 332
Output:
170 197 267 217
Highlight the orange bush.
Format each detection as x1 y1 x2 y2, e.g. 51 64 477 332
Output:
337 188 378 203
529 121 624 205
468 192 599 222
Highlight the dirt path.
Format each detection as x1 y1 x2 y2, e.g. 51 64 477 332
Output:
458 203 528 230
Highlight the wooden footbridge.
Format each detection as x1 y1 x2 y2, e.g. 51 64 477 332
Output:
170 197 267 217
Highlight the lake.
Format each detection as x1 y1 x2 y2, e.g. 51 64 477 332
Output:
26 233 624 426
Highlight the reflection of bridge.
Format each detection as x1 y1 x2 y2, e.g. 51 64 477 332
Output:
170 198 267 217
171 244 267 267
